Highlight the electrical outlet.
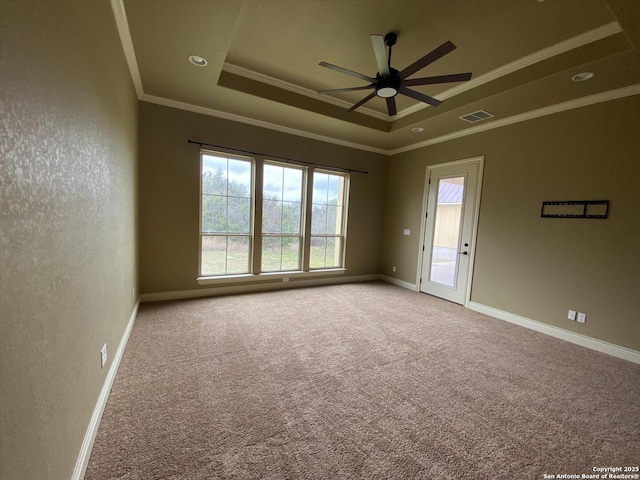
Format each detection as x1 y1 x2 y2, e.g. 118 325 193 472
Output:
282 277 289 283
132 287 135 300
568 310 576 321
392 266 396 273
577 312 586 324
100 344 107 368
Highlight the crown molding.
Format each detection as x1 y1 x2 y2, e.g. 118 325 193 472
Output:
391 84 640 155
110 0 143 98
141 85 639 157
139 94 389 155
222 63 390 121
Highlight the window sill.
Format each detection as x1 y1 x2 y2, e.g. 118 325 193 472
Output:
196 268 346 286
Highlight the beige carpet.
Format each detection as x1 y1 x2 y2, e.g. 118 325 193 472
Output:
85 282 640 479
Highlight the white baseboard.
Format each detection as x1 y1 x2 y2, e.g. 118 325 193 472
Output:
468 301 640 365
379 275 418 291
72 298 140 480
140 274 381 302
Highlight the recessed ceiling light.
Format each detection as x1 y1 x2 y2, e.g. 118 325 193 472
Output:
412 127 424 133
572 72 594 82
189 55 208 67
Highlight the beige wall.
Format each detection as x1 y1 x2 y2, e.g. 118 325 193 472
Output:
382 96 640 351
138 102 388 294
0 1 138 479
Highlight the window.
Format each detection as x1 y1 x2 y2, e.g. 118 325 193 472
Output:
199 150 349 280
262 162 304 272
200 153 253 276
311 171 347 269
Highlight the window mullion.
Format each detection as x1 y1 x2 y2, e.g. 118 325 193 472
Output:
252 157 263 274
302 167 314 271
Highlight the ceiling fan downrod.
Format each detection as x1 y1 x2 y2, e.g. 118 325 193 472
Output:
384 32 397 70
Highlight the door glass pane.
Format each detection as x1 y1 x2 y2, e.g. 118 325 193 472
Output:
429 176 465 287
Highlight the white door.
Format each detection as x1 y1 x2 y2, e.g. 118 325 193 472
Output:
419 158 482 305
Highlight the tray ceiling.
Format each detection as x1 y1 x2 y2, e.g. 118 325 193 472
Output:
114 0 640 153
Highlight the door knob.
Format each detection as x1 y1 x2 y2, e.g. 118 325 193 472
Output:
458 251 468 255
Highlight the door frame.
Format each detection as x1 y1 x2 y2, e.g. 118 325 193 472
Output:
416 156 484 307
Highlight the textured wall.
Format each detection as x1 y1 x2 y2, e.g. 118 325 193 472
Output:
382 96 640 351
0 1 138 479
138 102 388 294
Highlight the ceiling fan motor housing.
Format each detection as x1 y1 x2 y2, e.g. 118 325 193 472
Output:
376 68 400 97
384 32 398 47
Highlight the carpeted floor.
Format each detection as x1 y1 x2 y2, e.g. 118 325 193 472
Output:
85 282 640 479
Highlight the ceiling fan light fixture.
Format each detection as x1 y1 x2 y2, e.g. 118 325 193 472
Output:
376 86 398 98
189 55 208 67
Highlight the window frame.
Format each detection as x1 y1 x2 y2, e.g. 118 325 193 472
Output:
261 160 307 273
309 169 350 270
198 150 255 278
197 150 349 285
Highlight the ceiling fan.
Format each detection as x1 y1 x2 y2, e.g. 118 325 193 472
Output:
317 32 472 116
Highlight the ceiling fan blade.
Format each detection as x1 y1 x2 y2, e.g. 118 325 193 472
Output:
371 34 390 77
403 72 472 86
319 61 376 83
386 96 397 116
399 86 442 107
348 91 377 112
399 40 457 79
318 85 375 94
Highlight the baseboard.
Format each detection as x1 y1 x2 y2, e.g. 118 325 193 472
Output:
72 298 140 480
379 275 418 291
468 302 640 365
140 274 381 302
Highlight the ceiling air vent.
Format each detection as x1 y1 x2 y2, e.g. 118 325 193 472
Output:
459 110 494 123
